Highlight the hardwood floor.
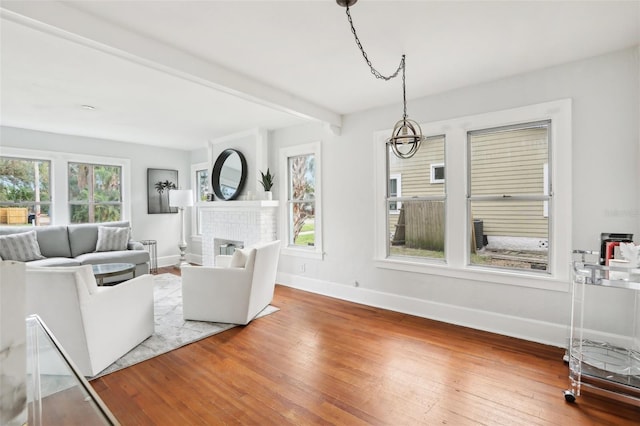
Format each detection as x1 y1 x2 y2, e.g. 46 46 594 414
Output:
92 268 640 425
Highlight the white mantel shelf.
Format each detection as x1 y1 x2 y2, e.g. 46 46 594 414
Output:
196 200 279 209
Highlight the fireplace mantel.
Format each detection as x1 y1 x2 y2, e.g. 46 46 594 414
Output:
197 200 279 210
199 200 279 266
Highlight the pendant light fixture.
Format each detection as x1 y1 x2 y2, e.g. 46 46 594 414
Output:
337 0 425 159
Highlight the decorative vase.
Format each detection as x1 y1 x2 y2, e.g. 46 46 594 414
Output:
264 191 273 201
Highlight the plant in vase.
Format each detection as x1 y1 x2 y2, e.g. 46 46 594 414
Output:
259 169 274 200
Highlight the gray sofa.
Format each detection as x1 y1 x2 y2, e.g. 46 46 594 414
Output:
0 221 150 276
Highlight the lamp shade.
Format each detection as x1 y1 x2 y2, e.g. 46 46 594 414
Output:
169 189 194 208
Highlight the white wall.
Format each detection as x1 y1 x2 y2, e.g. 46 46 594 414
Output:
0 126 193 267
269 47 640 347
208 129 269 199
2 46 637 347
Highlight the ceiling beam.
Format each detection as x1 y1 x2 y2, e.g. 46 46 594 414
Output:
1 1 342 130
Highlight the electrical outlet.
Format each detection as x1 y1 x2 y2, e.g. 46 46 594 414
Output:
300 263 306 273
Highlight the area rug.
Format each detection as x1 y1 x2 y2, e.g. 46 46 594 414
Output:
93 273 278 378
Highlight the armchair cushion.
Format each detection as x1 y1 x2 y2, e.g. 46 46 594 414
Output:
230 247 252 268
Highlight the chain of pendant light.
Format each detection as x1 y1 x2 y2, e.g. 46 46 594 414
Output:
345 5 408 121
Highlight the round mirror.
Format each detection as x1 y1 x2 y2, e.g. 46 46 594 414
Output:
211 149 247 200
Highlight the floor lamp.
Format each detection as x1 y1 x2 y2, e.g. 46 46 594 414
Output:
169 189 193 269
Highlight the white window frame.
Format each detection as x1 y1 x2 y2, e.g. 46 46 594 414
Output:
67 161 123 224
430 163 445 184
389 173 402 214
279 141 323 260
0 147 130 225
467 120 551 272
543 162 549 218
191 161 209 242
373 99 572 291
0 155 52 224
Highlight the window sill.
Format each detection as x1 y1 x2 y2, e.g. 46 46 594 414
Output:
375 257 569 293
281 246 324 260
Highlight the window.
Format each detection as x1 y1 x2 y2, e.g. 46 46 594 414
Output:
191 162 210 238
374 99 572 289
389 174 401 213
430 163 445 184
468 122 551 272
0 156 51 226
289 154 315 247
280 142 323 259
68 162 123 223
387 135 446 261
1 148 130 225
196 168 210 202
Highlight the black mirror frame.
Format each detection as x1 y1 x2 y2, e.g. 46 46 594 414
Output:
211 149 248 201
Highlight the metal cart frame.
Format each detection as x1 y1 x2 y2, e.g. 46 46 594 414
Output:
564 251 640 405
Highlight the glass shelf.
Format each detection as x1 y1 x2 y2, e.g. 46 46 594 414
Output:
565 255 640 405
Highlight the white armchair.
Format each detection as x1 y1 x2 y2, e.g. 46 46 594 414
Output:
181 240 281 325
25 265 154 377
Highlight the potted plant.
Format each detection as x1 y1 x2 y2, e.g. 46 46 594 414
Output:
259 168 274 200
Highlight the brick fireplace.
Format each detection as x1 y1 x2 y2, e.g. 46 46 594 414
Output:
200 200 278 266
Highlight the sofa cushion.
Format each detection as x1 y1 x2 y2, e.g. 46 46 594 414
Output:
0 225 72 258
67 221 130 257
28 257 81 267
95 226 130 252
34 225 72 258
76 249 150 266
0 230 45 261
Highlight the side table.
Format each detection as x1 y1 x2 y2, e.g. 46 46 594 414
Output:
140 240 158 273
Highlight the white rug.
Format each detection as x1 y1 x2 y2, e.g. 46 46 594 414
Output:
93 273 278 378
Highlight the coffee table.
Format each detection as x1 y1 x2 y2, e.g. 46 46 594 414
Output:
92 263 136 286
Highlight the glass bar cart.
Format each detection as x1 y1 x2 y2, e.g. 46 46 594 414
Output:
564 251 640 405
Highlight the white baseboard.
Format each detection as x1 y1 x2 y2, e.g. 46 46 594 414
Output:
157 254 202 268
157 255 179 268
277 272 568 348
187 254 203 266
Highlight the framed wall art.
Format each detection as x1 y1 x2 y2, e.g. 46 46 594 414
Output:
147 168 179 214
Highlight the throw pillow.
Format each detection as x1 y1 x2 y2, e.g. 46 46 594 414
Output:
230 248 250 268
0 230 45 262
95 226 130 252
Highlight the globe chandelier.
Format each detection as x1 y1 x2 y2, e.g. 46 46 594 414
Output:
337 0 425 159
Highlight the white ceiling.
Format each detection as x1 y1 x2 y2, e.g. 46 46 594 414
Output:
1 0 639 151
